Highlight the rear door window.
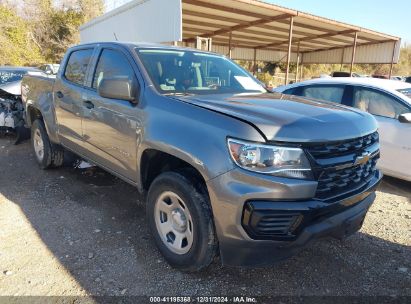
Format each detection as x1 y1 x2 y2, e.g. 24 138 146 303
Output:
301 85 345 103
64 49 93 86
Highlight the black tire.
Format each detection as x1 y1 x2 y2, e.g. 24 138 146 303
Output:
14 126 31 145
147 171 218 272
31 119 64 169
62 149 82 167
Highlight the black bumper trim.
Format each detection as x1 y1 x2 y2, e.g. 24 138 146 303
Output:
241 171 382 241
221 171 382 266
223 192 376 267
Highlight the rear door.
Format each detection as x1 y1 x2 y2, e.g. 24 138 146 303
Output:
351 86 411 180
81 46 143 182
54 47 94 149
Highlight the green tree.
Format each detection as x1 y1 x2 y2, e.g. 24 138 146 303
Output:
394 45 411 75
23 0 104 63
44 8 84 61
77 0 104 22
0 5 43 65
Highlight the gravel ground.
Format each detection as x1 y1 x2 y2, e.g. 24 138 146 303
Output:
0 135 410 298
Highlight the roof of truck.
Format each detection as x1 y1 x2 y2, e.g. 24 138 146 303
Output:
73 41 223 55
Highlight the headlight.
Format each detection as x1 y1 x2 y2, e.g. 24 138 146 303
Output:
227 138 313 179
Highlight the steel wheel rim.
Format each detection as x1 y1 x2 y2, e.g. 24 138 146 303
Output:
33 129 44 161
154 191 194 255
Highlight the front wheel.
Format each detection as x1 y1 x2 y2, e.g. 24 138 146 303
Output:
147 171 218 272
31 119 64 169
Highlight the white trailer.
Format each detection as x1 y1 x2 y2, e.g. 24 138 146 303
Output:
80 0 182 44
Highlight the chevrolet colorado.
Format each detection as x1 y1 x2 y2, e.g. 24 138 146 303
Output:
21 42 382 271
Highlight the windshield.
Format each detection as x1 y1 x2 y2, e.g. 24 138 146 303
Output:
0 70 26 85
397 88 411 99
136 48 266 95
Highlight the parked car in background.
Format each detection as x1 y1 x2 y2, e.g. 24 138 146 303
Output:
0 67 44 142
390 76 404 81
275 78 411 182
0 66 45 85
319 73 332 78
38 64 60 75
21 42 382 271
331 71 361 78
331 71 351 77
372 74 389 79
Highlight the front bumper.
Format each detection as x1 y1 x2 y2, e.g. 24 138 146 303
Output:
207 168 382 267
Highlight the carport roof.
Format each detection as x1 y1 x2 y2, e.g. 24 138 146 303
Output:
182 0 400 55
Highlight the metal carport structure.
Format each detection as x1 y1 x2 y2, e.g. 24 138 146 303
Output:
180 0 401 83
80 0 401 83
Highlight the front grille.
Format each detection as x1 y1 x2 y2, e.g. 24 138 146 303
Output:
242 202 303 240
307 132 379 158
305 132 380 201
316 157 378 200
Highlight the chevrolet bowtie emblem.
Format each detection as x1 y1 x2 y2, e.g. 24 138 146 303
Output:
354 152 371 166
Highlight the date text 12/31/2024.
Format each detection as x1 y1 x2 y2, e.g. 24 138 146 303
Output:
149 296 257 303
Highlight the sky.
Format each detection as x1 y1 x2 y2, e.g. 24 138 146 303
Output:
103 0 410 43
266 0 410 43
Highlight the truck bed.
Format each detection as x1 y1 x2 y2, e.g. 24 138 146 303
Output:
22 74 55 109
21 74 60 142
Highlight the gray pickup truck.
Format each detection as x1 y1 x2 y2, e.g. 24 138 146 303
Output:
21 42 382 271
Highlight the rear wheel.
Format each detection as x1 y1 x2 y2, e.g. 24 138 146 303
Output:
147 171 217 272
31 119 64 169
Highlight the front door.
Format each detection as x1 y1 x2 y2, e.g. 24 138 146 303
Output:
352 86 411 180
81 47 142 182
374 116 411 180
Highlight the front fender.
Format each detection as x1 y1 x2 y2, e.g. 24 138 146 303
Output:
135 91 265 187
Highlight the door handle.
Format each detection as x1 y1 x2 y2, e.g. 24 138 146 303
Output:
56 91 64 99
83 100 94 109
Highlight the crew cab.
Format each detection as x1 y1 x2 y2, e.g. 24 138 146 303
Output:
22 42 382 271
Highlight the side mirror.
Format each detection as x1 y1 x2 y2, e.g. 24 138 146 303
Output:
98 77 138 103
398 113 411 123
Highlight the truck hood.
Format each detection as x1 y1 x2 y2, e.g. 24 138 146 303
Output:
177 93 378 143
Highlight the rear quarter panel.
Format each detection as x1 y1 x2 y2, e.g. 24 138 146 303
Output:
21 75 59 143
